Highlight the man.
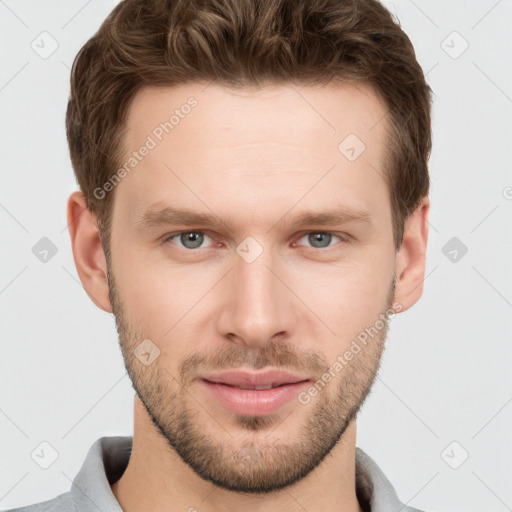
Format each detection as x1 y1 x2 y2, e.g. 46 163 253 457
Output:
9 0 432 510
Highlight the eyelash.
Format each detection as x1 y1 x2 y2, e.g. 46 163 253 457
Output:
162 230 348 250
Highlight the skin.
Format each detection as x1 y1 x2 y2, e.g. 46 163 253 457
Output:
67 81 429 512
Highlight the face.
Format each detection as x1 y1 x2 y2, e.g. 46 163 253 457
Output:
105 82 399 493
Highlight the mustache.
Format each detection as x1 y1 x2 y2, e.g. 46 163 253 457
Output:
178 341 329 387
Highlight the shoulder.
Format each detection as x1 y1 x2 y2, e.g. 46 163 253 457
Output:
2 492 76 512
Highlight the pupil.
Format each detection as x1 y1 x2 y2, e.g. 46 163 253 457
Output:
181 232 203 249
309 233 331 248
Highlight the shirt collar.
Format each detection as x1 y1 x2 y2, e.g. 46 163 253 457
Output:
70 436 422 512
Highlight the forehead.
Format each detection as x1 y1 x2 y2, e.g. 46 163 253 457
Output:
115 81 391 227
123 81 388 153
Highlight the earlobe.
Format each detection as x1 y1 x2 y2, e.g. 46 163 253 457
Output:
393 197 430 313
66 190 113 313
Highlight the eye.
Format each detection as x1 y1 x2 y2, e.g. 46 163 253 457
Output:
296 232 346 249
162 230 347 251
164 230 213 249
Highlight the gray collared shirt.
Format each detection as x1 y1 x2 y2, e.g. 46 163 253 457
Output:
6 436 425 512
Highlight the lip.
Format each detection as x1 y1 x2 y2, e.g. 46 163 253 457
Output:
199 369 311 416
201 369 310 388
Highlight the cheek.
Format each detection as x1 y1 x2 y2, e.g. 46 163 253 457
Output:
295 258 393 334
113 233 394 349
117 258 219 346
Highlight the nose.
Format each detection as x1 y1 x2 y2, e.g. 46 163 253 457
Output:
215 242 300 348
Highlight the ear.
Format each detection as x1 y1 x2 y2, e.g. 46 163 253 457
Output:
66 190 113 313
393 196 430 313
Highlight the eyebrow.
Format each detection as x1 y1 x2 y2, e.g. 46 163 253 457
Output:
135 204 373 231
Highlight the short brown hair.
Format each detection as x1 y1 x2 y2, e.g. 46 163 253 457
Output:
66 0 432 257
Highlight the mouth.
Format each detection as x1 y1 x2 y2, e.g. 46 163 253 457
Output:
200 368 311 389
198 369 312 415
203 382 299 390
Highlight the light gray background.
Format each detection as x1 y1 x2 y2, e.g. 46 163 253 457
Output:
1 1 511 511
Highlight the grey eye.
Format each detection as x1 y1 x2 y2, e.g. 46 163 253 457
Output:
307 233 333 248
179 232 205 249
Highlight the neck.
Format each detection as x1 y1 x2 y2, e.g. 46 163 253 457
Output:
111 397 364 512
